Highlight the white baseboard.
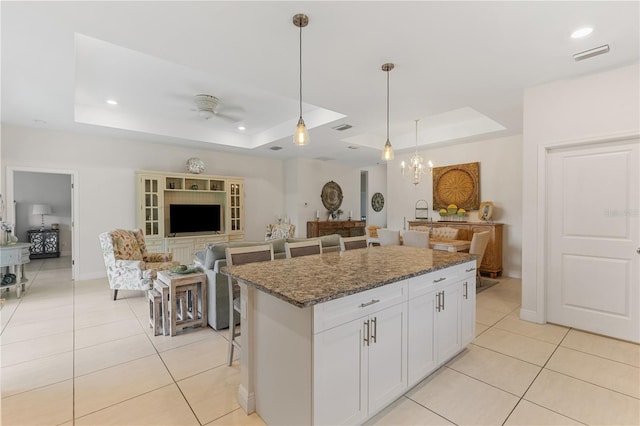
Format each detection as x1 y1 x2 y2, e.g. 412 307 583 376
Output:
238 385 255 414
76 272 106 281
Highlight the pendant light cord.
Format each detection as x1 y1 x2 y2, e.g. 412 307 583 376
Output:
386 69 390 140
299 24 303 119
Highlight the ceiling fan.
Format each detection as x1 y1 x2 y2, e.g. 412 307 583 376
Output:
193 94 243 122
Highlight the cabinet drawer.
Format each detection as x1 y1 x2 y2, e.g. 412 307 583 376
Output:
409 265 463 297
313 280 407 334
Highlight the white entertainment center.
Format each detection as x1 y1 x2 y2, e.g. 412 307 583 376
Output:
136 170 245 264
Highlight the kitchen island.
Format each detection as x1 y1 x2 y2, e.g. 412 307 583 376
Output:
227 245 477 425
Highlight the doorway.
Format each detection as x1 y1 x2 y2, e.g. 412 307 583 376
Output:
546 138 639 342
6 167 79 280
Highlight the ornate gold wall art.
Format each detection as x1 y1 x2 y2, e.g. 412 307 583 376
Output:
432 162 480 211
321 181 343 212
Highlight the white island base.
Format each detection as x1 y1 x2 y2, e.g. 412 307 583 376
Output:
235 259 476 425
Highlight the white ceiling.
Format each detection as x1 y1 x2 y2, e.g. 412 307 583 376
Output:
2 1 639 167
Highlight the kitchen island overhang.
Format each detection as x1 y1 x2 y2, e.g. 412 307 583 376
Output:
226 245 478 425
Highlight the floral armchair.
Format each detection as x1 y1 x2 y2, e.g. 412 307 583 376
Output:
265 223 296 240
99 229 178 300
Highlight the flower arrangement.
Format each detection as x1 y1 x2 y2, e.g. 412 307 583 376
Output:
0 221 13 232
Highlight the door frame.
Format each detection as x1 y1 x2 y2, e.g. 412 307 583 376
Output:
5 166 80 280
534 131 640 325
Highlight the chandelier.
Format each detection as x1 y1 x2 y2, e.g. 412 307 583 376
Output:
401 119 433 186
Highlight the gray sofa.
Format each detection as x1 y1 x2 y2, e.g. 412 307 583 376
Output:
194 234 341 330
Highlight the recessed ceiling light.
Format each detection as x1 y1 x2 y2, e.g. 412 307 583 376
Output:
571 27 593 39
237 126 246 131
106 99 118 105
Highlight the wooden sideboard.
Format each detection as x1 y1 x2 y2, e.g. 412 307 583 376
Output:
307 220 366 238
408 221 503 277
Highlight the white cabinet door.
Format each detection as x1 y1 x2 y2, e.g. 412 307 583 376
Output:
460 278 476 347
407 291 438 386
314 318 366 426
165 240 194 265
367 303 407 415
436 281 462 363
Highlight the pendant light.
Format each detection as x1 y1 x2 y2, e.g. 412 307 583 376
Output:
293 14 309 146
381 63 394 160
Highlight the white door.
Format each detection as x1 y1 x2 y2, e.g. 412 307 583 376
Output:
547 139 640 342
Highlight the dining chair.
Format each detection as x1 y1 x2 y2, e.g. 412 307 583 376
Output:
469 231 491 286
285 239 322 258
365 225 381 247
339 236 368 251
431 227 460 240
225 244 274 366
402 230 430 248
377 228 401 246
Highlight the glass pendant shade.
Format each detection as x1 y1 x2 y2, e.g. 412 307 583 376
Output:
294 117 309 146
382 139 394 160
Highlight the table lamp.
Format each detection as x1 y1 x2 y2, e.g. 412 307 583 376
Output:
32 204 52 231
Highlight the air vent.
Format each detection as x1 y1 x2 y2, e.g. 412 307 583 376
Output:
315 156 334 161
347 146 359 150
573 44 610 61
332 124 353 131
269 146 283 151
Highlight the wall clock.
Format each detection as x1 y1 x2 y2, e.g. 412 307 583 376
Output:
371 192 384 212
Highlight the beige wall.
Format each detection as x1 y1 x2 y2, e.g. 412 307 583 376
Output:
521 63 640 322
386 134 523 278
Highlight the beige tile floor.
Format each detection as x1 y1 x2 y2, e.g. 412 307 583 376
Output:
1 257 639 425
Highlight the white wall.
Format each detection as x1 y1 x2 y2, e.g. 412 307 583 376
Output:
522 63 640 322
1 125 285 280
387 134 523 278
285 158 363 237
362 163 387 228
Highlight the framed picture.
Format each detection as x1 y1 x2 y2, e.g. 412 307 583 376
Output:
432 162 480 211
478 201 494 221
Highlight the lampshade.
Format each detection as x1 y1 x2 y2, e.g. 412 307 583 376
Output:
293 13 310 146
32 204 52 215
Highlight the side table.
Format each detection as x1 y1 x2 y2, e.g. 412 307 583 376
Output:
156 271 207 336
0 243 31 298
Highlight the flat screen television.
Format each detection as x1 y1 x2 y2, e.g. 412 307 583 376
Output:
169 204 222 234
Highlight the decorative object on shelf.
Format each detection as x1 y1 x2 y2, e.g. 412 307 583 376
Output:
401 120 434 186
32 204 51 231
479 201 494 221
328 209 344 220
433 162 480 211
191 184 199 190
371 192 385 212
186 157 205 174
0 221 12 246
381 63 395 160
321 181 343 212
293 13 310 146
415 200 429 219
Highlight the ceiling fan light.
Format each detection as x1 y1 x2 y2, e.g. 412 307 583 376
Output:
294 117 309 146
199 109 215 120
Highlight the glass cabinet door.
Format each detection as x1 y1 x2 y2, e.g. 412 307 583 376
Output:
140 175 163 237
228 180 244 233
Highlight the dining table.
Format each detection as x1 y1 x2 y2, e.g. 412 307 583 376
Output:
429 238 471 252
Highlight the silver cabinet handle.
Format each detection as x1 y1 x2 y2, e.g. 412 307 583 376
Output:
465 267 476 273
359 299 380 308
363 320 370 346
463 281 468 299
441 290 445 311
435 292 440 312
433 277 446 283
371 317 377 343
